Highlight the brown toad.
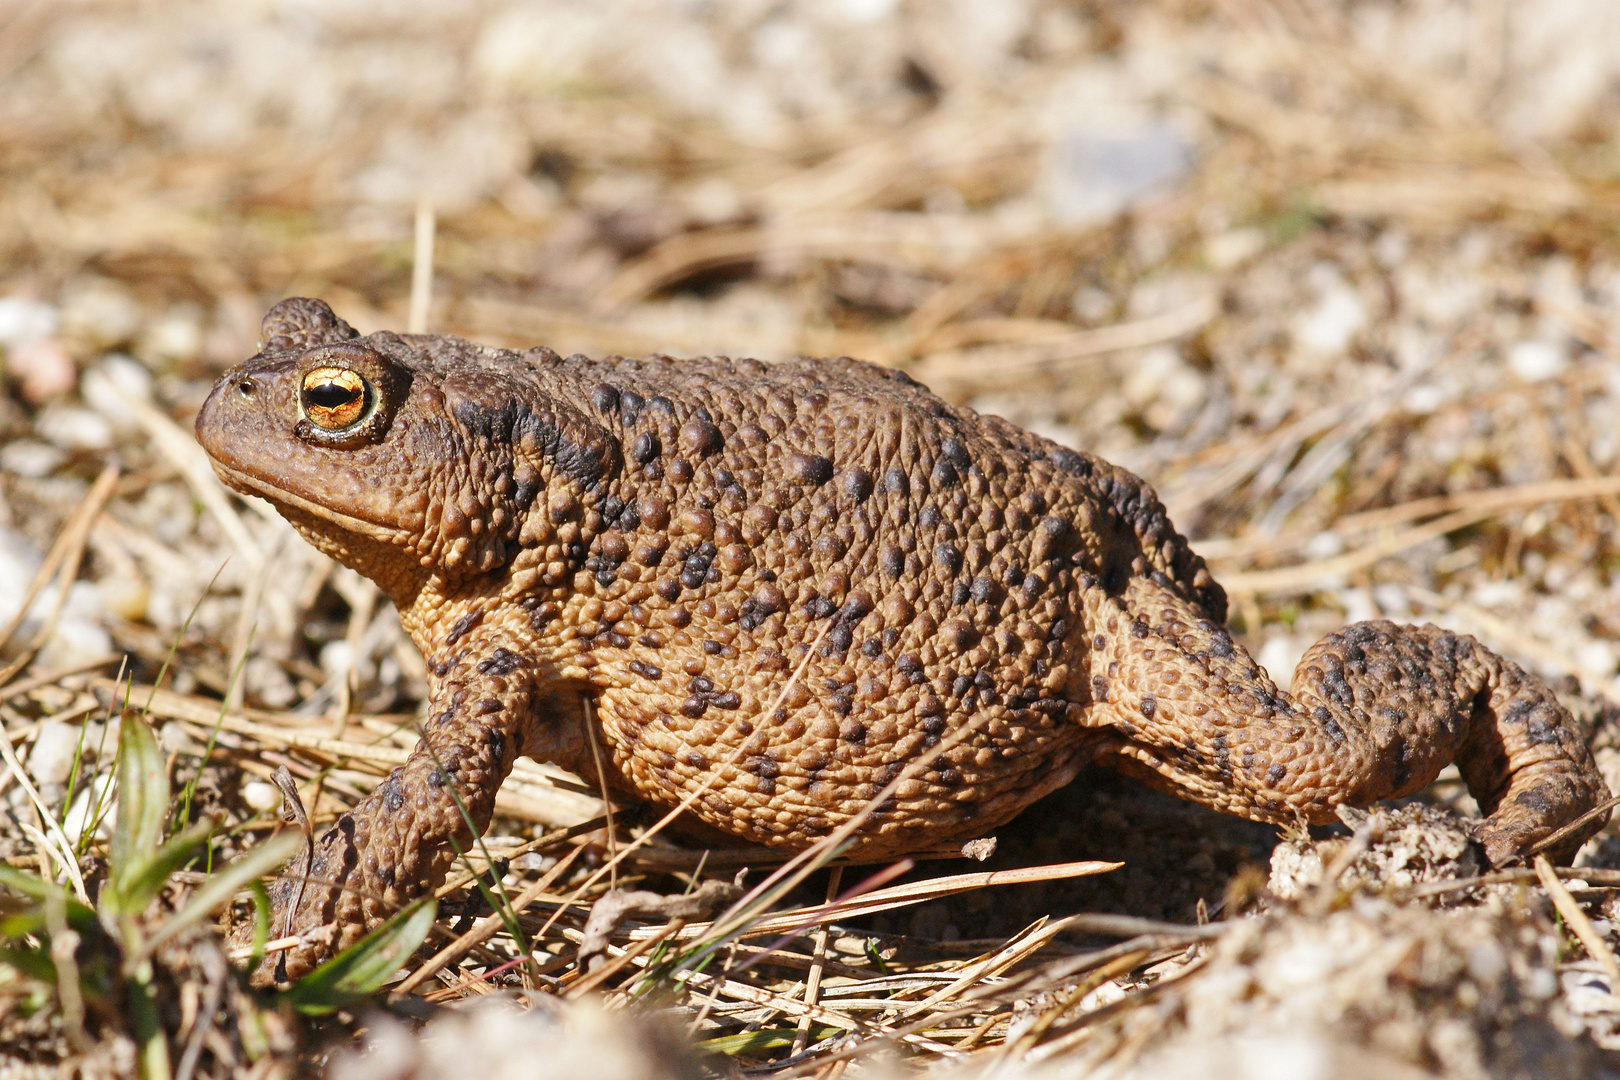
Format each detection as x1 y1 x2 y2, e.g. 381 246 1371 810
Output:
196 298 1610 983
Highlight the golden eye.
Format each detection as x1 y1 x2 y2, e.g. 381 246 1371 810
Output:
300 367 371 430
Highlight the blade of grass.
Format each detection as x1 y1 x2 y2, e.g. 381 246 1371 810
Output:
280 897 437 1016
108 820 217 919
174 626 255 832
109 714 168 906
140 830 302 959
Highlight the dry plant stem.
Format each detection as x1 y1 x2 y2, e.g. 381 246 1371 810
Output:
582 699 618 890
1004 951 1146 1061
1219 490 1620 594
793 867 840 1056
0 463 120 689
902 916 1086 1018
392 842 587 998
907 294 1218 389
725 860 914 981
1535 854 1620 987
791 931 1212 1077
612 861 1121 946
1028 955 1211 1066
0 655 121 702
1400 863 1620 901
585 933 957 1055
0 471 95 658
435 815 608 896
1200 475 1620 566
0 716 88 900
565 920 682 997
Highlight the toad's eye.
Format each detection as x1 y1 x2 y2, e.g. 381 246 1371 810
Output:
300 367 371 430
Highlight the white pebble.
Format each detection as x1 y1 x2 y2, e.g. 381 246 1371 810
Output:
35 403 114 451
0 296 58 344
62 773 116 845
1043 122 1194 225
0 439 67 478
9 336 77 402
81 357 156 433
27 721 83 786
59 279 142 349
1402 383 1446 414
320 639 354 678
242 780 284 814
1257 635 1307 691
138 309 203 364
97 574 148 622
158 721 193 755
1507 339 1566 381
1293 281 1366 355
1577 640 1616 676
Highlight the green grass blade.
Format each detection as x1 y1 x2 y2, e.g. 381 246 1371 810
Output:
105 820 216 919
0 864 55 901
128 973 172 1080
109 715 169 904
699 1027 840 1056
141 830 302 959
175 627 252 832
280 898 437 1016
0 943 58 984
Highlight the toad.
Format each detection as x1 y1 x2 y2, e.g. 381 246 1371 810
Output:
196 298 1610 983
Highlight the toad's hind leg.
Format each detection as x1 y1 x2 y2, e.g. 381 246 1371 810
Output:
1093 613 1609 866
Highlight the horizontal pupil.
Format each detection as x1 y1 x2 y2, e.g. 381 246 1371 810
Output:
307 383 360 409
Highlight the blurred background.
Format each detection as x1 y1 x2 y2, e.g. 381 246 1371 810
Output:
6 0 1620 708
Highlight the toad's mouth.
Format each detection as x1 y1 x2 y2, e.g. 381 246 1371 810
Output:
208 459 414 547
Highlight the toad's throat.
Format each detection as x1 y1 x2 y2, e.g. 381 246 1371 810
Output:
208 460 413 547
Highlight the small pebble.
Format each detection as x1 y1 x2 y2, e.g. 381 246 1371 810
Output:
1507 339 1567 382
242 780 283 814
138 308 204 365
27 721 83 786
0 296 58 344
35 403 114 451
62 774 116 845
59 278 142 350
0 439 67 478
8 336 77 402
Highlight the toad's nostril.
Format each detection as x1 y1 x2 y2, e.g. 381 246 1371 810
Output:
238 377 257 396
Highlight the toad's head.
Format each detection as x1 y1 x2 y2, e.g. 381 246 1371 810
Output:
195 298 616 601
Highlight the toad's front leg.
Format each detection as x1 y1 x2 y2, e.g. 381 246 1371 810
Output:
244 629 543 986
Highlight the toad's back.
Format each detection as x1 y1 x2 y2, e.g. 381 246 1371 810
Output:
500 346 1227 852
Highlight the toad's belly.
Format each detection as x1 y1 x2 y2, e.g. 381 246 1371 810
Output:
596 698 1096 854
